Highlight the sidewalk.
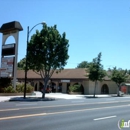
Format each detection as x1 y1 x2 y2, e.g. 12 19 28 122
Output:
0 91 120 102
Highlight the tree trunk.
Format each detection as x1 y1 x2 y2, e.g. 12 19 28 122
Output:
42 78 49 98
117 85 120 97
42 85 45 98
94 80 97 98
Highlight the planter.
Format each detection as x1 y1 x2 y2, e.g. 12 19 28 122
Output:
0 93 32 96
69 92 82 95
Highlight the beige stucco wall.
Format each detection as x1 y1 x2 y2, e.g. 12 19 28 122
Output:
31 79 117 94
87 80 117 95
82 80 89 94
88 80 101 94
100 81 117 94
62 82 67 93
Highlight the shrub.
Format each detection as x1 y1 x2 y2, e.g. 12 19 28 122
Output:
16 83 34 93
26 84 34 93
2 83 34 93
69 85 81 92
16 84 24 93
4 86 17 93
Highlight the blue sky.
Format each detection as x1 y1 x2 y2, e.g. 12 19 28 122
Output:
0 0 130 70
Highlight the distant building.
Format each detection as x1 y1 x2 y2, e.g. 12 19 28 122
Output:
17 68 117 94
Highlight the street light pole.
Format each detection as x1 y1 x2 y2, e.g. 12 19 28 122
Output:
24 22 45 99
24 26 29 99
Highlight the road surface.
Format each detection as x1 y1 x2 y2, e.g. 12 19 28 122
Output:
0 97 130 130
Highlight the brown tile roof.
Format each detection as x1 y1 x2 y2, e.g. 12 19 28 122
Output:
17 68 110 80
17 68 88 79
52 68 87 79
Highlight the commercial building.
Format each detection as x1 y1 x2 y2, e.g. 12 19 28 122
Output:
17 68 118 94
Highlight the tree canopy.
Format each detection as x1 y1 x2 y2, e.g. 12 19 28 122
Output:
17 58 26 70
76 61 92 68
88 52 106 81
27 23 69 98
109 67 129 96
87 52 106 97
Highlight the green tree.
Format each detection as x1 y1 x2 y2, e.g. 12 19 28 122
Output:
76 61 92 68
87 52 106 97
27 24 69 98
109 67 129 96
17 58 26 70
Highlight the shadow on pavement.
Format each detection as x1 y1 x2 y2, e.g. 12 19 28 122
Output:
9 97 55 102
77 95 112 99
83 96 98 98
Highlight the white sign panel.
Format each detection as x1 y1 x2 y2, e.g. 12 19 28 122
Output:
2 44 14 49
0 57 14 77
61 80 70 83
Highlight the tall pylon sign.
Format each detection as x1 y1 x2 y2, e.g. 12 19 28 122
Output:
0 21 23 89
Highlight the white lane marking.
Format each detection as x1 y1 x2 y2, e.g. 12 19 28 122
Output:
94 115 117 121
0 108 20 112
71 101 84 103
16 103 37 106
0 104 129 121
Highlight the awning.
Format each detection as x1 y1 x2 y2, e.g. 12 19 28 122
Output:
124 83 130 86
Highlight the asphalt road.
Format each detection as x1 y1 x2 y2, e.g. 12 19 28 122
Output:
0 97 130 130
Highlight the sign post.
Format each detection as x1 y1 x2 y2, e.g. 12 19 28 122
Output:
0 21 23 89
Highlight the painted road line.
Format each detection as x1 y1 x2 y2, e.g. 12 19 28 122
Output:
0 108 20 112
94 116 117 121
0 113 47 120
0 104 129 121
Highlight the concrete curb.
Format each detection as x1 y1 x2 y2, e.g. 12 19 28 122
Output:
0 93 130 102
